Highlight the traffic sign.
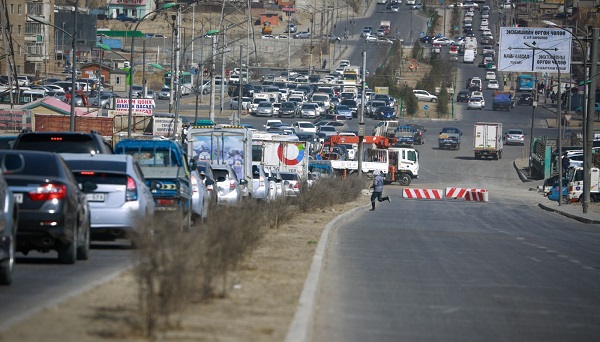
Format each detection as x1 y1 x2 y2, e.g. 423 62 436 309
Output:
498 27 572 73
424 105 429 110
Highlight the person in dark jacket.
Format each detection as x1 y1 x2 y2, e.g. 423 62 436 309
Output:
369 170 390 211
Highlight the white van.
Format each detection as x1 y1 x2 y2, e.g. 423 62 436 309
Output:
372 120 400 137
463 49 476 63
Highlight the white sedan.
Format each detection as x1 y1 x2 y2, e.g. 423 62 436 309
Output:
292 121 317 133
366 35 378 43
432 37 454 46
487 79 499 90
485 71 496 80
467 96 485 110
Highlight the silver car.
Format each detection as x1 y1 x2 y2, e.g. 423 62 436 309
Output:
301 103 318 118
279 171 301 197
251 163 273 201
61 153 155 243
211 164 245 205
190 170 209 223
256 102 275 117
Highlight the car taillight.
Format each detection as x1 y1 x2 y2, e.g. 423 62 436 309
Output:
28 183 67 201
126 176 138 201
294 182 300 189
230 180 236 190
259 176 265 187
206 184 214 191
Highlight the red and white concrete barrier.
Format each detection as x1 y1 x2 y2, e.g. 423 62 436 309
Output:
464 191 489 202
445 187 487 198
402 188 444 199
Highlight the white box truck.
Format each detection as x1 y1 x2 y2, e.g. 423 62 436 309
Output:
463 49 476 63
473 122 503 160
252 136 311 179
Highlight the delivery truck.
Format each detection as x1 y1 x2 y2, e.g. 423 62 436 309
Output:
473 122 503 160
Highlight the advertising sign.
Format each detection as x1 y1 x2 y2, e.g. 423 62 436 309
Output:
190 133 245 181
114 98 155 115
152 116 182 137
498 27 572 73
0 109 31 131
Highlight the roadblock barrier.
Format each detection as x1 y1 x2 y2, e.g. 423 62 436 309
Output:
464 191 489 202
445 187 487 198
402 188 444 199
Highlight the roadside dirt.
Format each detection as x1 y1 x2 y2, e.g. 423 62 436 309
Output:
0 196 370 342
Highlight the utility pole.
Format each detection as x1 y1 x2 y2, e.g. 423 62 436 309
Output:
174 9 182 140
236 44 243 126
358 50 366 176
209 34 216 122
584 28 599 213
220 27 226 114
142 40 146 98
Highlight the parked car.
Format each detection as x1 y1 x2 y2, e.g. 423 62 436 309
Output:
0 157 19 285
284 24 297 33
90 94 116 108
211 163 245 205
61 153 155 244
504 129 525 145
0 150 91 264
293 31 311 39
413 89 438 102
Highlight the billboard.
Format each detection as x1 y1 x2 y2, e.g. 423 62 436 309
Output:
114 98 155 115
498 27 572 73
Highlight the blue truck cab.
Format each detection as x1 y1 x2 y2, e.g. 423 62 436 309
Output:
114 138 194 230
394 126 415 146
438 127 462 150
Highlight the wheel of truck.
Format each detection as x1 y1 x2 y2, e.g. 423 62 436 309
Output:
398 174 411 186
475 154 480 159
499 151 502 160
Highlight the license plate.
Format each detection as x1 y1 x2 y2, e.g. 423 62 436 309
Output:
86 193 105 202
13 193 22 204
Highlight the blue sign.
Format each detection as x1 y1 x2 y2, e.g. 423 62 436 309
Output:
420 31 425 36
440 0 444 4
437 33 442 37
424 105 429 110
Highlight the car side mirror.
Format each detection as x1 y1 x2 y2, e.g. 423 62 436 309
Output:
188 159 197 171
239 179 248 185
205 178 215 186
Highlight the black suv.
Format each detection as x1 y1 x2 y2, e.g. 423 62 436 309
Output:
517 93 533 106
456 90 471 102
13 131 114 154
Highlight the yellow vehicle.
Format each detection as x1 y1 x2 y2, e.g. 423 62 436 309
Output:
262 22 272 35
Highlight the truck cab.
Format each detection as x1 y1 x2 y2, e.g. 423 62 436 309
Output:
114 138 193 230
386 147 419 186
438 127 462 150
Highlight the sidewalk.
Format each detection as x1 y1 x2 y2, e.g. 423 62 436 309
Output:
513 157 600 224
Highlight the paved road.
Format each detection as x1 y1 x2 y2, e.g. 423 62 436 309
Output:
304 2 600 341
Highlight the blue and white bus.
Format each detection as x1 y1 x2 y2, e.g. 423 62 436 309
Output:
164 71 193 95
516 74 534 92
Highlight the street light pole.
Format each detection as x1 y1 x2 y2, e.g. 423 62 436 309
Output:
127 3 178 138
526 42 563 205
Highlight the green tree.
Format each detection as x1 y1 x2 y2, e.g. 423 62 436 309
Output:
411 40 422 60
436 86 449 118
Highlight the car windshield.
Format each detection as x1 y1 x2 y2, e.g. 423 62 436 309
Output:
258 102 271 108
302 104 317 109
320 126 336 132
336 105 350 110
299 123 314 128
508 130 522 134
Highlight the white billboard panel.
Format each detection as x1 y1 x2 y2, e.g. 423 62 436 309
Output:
498 27 572 73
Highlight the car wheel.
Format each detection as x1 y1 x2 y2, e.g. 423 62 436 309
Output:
431 98 438 103
58 235 77 264
76 221 90 261
0 235 15 285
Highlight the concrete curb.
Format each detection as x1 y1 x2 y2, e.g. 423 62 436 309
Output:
513 160 533 182
285 204 368 342
537 203 600 224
